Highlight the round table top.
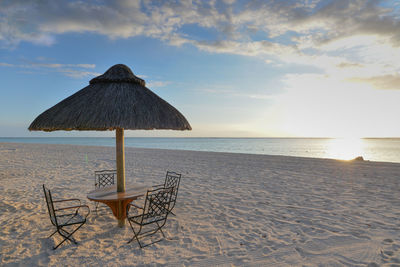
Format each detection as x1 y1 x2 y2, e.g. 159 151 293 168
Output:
87 183 149 201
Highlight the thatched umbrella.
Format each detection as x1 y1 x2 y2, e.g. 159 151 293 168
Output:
29 63 191 196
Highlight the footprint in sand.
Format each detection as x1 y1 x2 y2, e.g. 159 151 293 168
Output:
0 149 17 153
379 238 400 264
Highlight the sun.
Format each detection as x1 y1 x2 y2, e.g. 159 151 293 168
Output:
326 138 365 161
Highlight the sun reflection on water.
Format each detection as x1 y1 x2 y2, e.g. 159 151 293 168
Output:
326 138 365 161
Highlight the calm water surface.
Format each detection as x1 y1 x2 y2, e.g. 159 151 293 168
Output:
1 137 399 163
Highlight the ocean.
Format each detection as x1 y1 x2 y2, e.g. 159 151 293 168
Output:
1 137 400 163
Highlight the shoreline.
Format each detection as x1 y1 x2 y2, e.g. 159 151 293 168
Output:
2 141 400 165
1 142 400 265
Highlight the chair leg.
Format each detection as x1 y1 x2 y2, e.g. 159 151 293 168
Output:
127 220 169 248
94 202 99 216
138 227 166 248
48 229 58 238
156 222 166 238
53 223 84 250
59 228 78 244
169 201 176 216
127 222 143 248
141 238 165 247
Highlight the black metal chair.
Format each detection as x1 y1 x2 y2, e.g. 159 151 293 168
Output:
126 187 174 248
95 169 116 188
42 184 90 249
153 171 181 215
94 170 116 214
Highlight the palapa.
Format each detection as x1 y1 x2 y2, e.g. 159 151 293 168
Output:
29 64 191 131
29 64 191 226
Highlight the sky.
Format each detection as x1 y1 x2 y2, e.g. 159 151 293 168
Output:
0 0 399 138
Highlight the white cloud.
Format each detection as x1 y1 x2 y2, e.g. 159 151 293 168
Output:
0 62 14 67
57 69 100 78
0 60 99 78
27 63 96 69
222 0 236 4
1 0 400 89
349 74 400 90
1 1 399 49
146 81 170 88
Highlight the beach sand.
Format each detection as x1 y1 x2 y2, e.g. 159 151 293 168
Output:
1 142 400 266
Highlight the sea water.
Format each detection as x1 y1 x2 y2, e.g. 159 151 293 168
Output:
1 137 399 163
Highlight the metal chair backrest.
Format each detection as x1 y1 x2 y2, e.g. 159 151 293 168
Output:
95 170 116 188
164 171 181 201
140 187 174 224
42 184 58 227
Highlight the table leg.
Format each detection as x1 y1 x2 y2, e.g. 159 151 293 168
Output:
118 200 125 227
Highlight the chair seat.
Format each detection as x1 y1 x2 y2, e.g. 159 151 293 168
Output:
57 213 86 226
129 212 168 225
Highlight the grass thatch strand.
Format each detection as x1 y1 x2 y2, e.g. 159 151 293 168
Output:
28 64 191 131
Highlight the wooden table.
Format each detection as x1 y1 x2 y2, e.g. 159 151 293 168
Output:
87 184 148 227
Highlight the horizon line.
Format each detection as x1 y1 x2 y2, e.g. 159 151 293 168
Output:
1 136 399 139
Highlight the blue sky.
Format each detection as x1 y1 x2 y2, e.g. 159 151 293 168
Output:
1 0 399 137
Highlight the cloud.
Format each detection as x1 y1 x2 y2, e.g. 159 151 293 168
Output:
191 39 299 57
0 60 99 78
28 63 96 69
1 0 400 87
194 83 275 101
349 74 400 90
336 62 364 68
146 81 170 88
0 62 14 67
311 0 400 46
57 69 100 78
1 1 399 50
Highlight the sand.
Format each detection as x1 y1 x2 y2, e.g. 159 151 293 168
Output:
1 142 400 266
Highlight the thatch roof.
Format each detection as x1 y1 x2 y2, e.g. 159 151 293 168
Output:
28 64 191 131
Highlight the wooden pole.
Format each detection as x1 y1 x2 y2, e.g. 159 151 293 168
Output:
116 128 126 193
116 128 126 227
